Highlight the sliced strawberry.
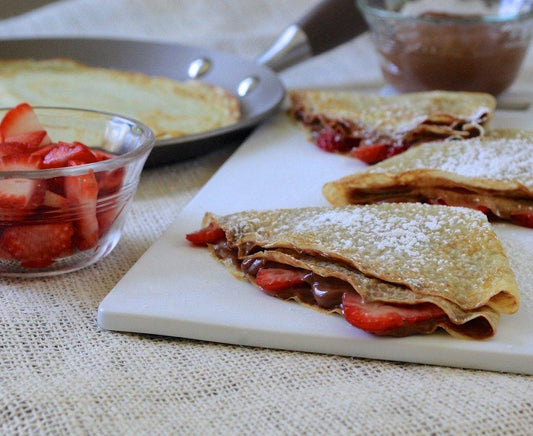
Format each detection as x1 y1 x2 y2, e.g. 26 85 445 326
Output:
510 211 533 228
255 267 307 294
0 103 51 145
42 190 69 209
41 141 97 169
0 222 74 268
97 203 124 236
316 129 357 153
31 143 57 159
91 150 115 161
0 244 14 260
0 153 45 209
96 167 125 195
97 196 127 236
352 144 390 164
89 150 125 194
0 141 37 158
352 143 410 164
44 176 66 197
475 205 491 215
342 292 446 336
64 164 99 250
3 130 47 149
186 222 226 246
0 151 43 171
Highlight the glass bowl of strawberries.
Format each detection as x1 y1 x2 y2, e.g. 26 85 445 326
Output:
0 103 155 277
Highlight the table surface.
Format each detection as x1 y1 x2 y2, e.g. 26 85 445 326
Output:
1 1 532 435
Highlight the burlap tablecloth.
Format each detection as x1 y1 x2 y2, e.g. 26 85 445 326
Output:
1 1 532 434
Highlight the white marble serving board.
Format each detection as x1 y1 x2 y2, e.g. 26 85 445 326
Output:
98 110 533 375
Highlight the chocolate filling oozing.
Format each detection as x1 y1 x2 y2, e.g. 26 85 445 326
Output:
211 240 495 338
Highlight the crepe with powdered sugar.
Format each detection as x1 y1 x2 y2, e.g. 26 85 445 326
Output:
323 129 533 224
190 203 519 339
289 89 495 163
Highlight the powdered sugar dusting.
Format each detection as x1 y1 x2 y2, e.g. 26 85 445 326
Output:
217 203 507 307
369 130 533 189
296 89 495 134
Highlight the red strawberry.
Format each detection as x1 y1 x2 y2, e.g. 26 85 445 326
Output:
41 141 97 169
316 129 356 153
30 143 57 158
0 222 74 268
342 292 446 336
64 164 99 250
0 103 51 146
352 143 409 164
0 141 37 158
3 130 48 149
91 150 114 161
352 143 391 164
255 267 307 293
97 202 124 236
0 153 45 209
42 190 69 209
510 211 533 228
90 150 125 195
186 222 226 246
0 244 14 260
475 205 491 215
96 167 125 195
0 151 43 171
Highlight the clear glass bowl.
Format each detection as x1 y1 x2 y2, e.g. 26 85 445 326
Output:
0 107 155 277
357 0 533 95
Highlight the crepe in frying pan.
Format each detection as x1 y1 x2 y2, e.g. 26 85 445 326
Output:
289 89 496 163
323 129 533 227
0 58 240 139
186 203 519 339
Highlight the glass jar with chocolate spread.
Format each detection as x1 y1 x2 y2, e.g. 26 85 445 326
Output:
357 0 533 96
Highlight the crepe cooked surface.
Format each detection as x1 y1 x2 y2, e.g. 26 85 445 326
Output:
289 89 495 136
323 129 533 220
360 129 532 189
201 204 519 339
0 58 240 139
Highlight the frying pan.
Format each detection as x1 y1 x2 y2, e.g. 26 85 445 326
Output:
0 0 368 167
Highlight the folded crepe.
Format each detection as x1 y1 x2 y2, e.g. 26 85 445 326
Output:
323 129 533 227
289 89 496 163
186 203 519 339
0 58 240 139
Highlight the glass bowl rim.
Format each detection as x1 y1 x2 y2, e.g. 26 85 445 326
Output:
356 0 533 23
0 105 155 178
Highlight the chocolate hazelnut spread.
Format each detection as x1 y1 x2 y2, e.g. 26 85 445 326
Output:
214 242 350 311
378 18 528 95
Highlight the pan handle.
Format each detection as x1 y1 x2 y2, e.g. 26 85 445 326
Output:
256 0 368 72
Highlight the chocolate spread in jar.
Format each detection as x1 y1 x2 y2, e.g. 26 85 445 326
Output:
378 15 529 95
